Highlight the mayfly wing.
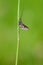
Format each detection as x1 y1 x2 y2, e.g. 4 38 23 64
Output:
19 18 22 25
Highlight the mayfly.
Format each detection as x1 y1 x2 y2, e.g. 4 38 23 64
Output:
18 2 29 30
19 18 29 30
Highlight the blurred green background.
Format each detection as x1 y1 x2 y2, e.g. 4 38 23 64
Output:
0 0 17 65
0 0 43 65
